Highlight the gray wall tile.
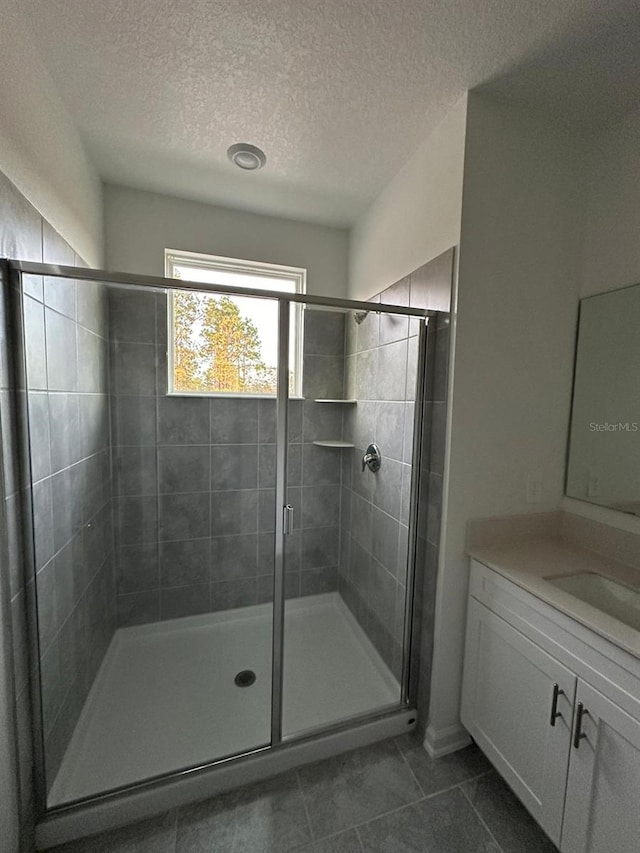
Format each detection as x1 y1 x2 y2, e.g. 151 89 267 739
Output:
44 276 75 321
301 566 338 596
28 392 51 481
376 402 405 463
210 578 257 612
113 394 157 445
302 484 340 529
371 507 400 576
303 355 344 399
379 312 410 346
160 539 210 588
158 396 209 444
211 444 258 490
159 493 210 541
304 309 345 356
211 534 258 581
117 590 161 627
161 584 210 620
159 445 209 493
23 295 48 390
377 339 408 401
76 280 107 335
109 289 157 344
77 327 107 393
48 393 79 473
302 444 342 485
211 489 258 537
117 543 159 593
110 341 156 395
211 398 258 443
302 527 339 569
45 308 78 391
115 446 157 496
116 495 158 545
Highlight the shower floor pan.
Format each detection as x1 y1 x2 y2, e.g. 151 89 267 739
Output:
49 592 399 805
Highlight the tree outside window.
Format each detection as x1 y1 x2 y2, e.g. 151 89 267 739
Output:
166 250 304 396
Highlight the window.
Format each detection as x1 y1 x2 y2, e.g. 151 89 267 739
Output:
165 250 305 397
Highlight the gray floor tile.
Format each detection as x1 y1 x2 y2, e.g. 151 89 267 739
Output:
395 733 492 796
176 771 312 852
49 810 177 853
294 828 363 852
358 789 499 852
461 771 559 853
297 740 422 838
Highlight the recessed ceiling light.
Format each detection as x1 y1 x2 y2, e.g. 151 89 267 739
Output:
227 143 266 171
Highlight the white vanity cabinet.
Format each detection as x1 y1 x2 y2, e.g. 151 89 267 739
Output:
561 681 640 853
461 559 640 853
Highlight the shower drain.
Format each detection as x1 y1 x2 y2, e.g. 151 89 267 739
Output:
234 670 256 687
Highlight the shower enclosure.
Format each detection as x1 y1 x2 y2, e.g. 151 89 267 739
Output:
8 260 433 845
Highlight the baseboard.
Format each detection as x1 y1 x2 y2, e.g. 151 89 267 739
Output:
423 722 471 758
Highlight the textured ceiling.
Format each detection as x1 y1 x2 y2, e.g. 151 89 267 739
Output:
19 0 640 226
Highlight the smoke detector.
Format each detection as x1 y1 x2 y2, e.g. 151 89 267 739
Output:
227 143 266 171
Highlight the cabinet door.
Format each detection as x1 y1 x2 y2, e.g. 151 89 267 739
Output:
461 599 576 845
562 681 640 853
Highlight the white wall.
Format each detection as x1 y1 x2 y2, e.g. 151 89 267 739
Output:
580 106 640 299
428 93 583 749
348 96 467 300
104 185 349 298
0 0 103 266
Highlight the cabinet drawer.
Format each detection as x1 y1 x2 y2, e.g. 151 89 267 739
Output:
469 559 640 722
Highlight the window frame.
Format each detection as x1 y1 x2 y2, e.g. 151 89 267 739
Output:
165 248 306 398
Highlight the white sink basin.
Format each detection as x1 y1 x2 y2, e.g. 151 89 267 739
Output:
547 572 640 632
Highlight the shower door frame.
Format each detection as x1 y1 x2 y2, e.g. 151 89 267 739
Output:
8 260 432 832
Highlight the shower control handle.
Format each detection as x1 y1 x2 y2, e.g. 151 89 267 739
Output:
362 443 382 473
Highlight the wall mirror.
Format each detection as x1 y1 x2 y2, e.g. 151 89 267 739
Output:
566 282 640 514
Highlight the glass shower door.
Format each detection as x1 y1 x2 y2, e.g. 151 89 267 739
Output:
20 271 280 807
280 303 424 739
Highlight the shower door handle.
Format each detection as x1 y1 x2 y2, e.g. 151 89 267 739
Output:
283 505 294 535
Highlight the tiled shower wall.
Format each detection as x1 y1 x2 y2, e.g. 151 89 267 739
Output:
339 287 417 680
339 250 453 719
23 272 115 786
110 291 346 625
0 170 104 848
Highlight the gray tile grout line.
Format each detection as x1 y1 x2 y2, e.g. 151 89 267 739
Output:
459 781 507 853
343 779 486 838
172 808 179 853
294 768 315 844
353 824 367 853
392 737 427 798
299 751 497 850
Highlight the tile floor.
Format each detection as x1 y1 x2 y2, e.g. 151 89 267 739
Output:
50 735 558 853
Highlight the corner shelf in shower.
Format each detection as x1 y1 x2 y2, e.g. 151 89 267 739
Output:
312 440 355 448
313 399 357 404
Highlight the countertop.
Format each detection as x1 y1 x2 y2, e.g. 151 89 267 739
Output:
468 536 640 660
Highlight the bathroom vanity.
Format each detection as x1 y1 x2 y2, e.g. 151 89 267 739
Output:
461 532 640 853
